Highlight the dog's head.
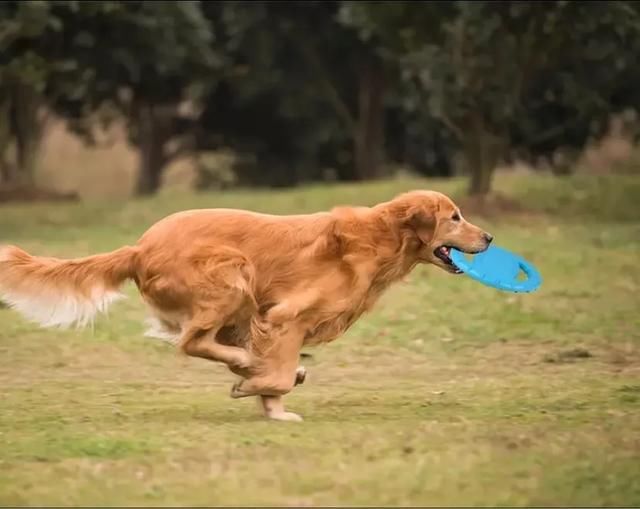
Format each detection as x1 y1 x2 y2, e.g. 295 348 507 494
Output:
388 190 493 273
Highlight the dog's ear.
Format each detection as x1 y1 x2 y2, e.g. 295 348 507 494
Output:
403 203 437 245
395 197 439 244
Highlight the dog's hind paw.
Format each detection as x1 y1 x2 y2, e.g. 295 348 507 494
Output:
230 380 251 399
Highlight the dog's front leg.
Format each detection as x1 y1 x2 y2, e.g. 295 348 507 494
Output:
257 394 302 422
230 322 306 421
256 365 307 421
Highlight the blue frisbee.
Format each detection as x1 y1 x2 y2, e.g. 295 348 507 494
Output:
449 245 542 293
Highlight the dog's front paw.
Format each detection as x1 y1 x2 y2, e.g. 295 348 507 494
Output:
266 410 304 422
295 366 307 386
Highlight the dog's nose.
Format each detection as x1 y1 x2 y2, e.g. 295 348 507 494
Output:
483 232 494 244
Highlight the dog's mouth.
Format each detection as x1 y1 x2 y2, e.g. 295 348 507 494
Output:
434 246 463 274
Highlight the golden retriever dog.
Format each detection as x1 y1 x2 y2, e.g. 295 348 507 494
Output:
0 190 492 422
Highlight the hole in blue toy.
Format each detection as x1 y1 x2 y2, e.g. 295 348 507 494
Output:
516 269 527 281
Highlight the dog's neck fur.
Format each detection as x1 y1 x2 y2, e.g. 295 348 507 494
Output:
331 202 423 292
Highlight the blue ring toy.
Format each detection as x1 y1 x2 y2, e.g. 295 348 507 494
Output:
449 245 542 293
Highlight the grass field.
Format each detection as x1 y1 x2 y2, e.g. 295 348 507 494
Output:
1 173 639 506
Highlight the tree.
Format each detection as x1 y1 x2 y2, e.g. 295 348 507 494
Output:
510 2 640 171
53 1 221 195
0 0 74 186
0 1 219 195
198 1 335 187
198 1 394 186
341 1 640 197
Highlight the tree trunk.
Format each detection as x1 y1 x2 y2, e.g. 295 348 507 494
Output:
464 115 506 197
353 57 386 180
0 94 12 184
468 158 494 196
10 83 45 186
135 103 169 196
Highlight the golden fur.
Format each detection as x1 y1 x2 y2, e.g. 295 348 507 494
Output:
0 190 492 421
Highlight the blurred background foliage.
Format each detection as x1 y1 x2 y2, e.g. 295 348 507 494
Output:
0 0 639 200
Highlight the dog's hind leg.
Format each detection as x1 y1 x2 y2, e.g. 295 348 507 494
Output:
179 324 252 373
169 246 260 375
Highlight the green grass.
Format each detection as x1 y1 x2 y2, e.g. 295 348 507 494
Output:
1 173 639 506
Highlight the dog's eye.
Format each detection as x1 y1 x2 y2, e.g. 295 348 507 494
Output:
452 213 461 221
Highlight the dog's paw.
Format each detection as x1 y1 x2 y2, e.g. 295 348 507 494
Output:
227 351 255 378
230 380 251 399
295 366 307 386
266 411 304 422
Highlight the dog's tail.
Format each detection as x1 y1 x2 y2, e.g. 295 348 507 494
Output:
0 244 138 329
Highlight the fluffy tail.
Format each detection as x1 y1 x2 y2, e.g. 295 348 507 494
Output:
0 244 138 329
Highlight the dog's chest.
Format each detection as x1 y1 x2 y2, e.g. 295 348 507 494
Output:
302 275 394 346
